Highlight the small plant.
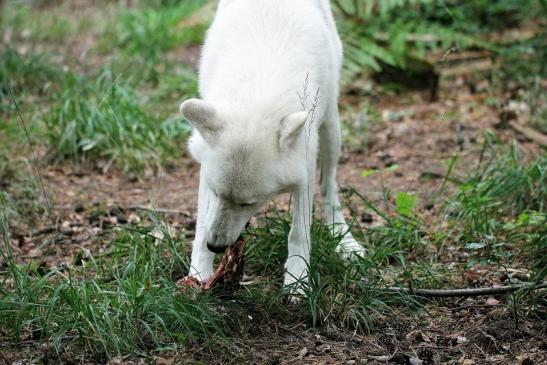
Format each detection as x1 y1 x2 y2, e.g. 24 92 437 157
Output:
351 188 426 252
0 176 48 227
341 105 381 150
332 0 494 84
464 236 512 269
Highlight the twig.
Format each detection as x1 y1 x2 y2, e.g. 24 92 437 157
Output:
387 282 547 297
31 226 58 237
126 205 187 215
508 121 547 148
54 204 188 215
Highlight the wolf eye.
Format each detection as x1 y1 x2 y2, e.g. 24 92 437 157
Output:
239 202 255 208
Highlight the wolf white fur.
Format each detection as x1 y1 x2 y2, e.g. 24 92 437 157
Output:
180 0 365 289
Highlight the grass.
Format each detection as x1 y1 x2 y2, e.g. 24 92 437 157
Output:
448 135 546 240
0 209 418 360
1 41 197 173
0 214 226 359
243 213 418 331
43 69 191 172
1 2 76 44
0 47 66 113
112 1 207 56
100 0 209 83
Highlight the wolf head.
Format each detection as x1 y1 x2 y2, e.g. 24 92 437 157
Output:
180 98 310 253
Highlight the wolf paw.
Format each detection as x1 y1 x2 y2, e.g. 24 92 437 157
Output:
282 276 308 304
188 266 214 282
283 258 309 301
336 235 366 261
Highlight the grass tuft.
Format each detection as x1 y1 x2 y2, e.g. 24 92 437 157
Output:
43 69 191 172
243 214 419 333
0 47 65 111
450 136 546 238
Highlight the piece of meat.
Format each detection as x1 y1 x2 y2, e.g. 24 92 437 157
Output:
177 238 245 291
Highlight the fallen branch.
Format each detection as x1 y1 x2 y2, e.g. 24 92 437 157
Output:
508 121 547 148
387 282 547 297
125 205 187 215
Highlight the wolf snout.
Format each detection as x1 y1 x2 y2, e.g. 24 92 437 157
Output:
206 231 228 253
207 242 227 254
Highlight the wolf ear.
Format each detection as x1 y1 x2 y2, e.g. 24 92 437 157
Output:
279 111 308 150
180 98 221 142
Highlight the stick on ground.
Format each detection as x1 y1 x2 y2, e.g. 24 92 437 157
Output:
387 282 547 297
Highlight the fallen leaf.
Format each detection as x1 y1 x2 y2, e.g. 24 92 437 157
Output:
127 213 141 224
408 357 423 365
406 329 431 343
298 347 308 360
149 229 165 242
316 343 332 353
486 297 500 306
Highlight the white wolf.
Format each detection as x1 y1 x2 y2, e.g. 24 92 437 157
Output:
180 0 365 289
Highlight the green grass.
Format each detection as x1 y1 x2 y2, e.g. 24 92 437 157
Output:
0 214 226 359
1 0 206 173
43 69 191 171
100 0 208 83
449 135 546 239
1 47 196 172
0 47 66 112
1 2 72 43
0 207 413 359
113 3 207 55
241 211 422 332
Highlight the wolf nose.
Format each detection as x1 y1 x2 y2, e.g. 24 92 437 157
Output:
207 242 227 254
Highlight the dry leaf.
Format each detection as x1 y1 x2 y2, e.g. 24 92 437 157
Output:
298 347 308 360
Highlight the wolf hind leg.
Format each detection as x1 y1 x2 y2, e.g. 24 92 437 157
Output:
319 105 366 259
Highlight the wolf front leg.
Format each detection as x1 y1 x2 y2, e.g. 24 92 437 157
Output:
189 167 215 281
284 162 316 292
